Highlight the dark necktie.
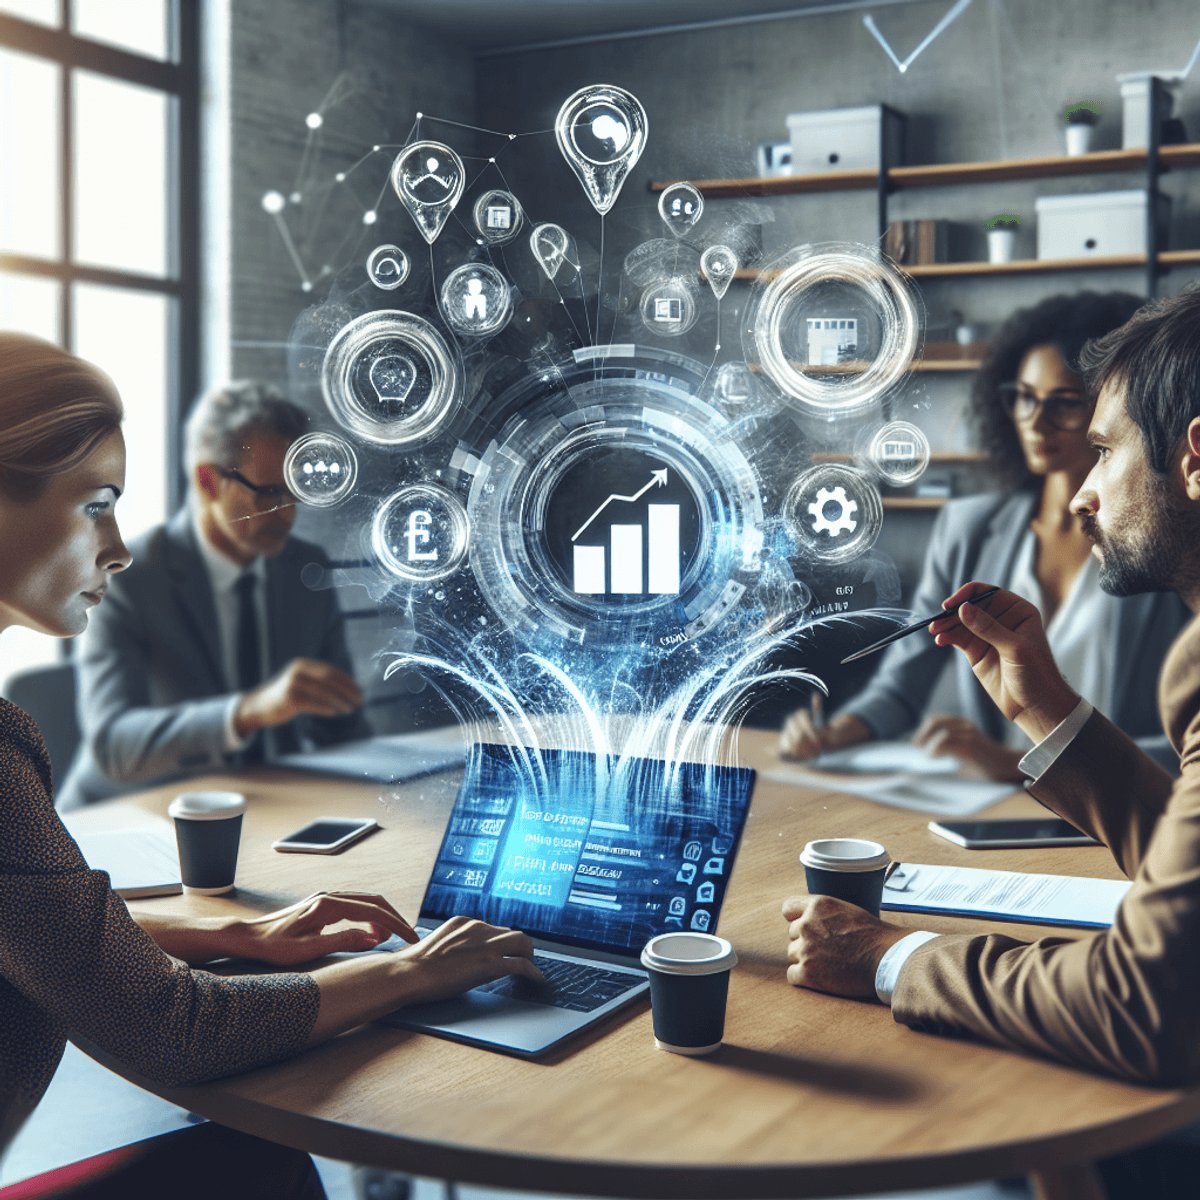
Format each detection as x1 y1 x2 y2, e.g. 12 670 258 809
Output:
235 571 264 764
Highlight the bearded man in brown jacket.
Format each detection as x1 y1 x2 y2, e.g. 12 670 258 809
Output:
782 288 1200 1198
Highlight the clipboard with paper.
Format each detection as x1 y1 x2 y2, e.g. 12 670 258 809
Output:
881 862 1131 929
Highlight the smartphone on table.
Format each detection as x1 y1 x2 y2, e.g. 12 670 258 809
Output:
927 818 1099 849
272 817 379 854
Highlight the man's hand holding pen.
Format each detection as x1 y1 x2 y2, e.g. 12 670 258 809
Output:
930 582 1080 744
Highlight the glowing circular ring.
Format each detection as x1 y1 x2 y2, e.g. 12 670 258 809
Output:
864 420 931 487
440 262 513 338
283 431 358 508
366 243 409 291
371 484 470 584
639 277 699 337
464 348 765 646
783 464 883 565
472 189 524 245
321 309 461 448
746 247 920 414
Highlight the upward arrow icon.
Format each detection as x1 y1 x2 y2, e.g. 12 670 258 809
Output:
571 469 669 543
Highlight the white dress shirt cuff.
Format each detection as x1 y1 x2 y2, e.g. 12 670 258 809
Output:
875 930 941 1005
223 694 252 753
1017 698 1094 781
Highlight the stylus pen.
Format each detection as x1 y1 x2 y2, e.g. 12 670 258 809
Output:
839 585 1002 665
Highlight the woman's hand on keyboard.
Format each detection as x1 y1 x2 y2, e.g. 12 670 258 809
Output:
391 916 544 1006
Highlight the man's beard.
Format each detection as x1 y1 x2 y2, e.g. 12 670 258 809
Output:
1080 472 1191 597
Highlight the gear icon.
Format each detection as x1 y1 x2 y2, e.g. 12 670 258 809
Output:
808 485 858 537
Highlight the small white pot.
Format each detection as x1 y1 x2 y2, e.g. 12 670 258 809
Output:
1065 123 1094 156
987 228 1017 264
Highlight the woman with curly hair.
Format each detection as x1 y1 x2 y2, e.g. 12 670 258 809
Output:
780 291 1189 779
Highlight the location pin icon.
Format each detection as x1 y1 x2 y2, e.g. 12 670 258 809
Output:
389 140 465 244
530 223 577 282
700 245 738 300
658 183 704 238
555 84 647 216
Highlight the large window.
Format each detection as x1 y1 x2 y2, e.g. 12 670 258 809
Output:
0 0 198 687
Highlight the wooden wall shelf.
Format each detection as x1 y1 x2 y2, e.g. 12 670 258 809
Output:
908 250 1200 277
811 452 986 465
913 358 982 372
882 496 950 509
650 143 1200 199
732 249 1200 284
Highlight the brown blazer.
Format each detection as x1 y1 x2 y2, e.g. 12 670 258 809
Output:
891 612 1200 1084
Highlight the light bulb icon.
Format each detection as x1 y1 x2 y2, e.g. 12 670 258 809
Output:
368 353 417 410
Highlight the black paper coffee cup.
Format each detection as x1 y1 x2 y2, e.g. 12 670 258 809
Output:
800 838 890 917
168 791 247 895
640 932 737 1056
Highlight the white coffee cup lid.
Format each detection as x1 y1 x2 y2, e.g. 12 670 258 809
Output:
168 791 247 821
641 932 737 975
799 838 890 873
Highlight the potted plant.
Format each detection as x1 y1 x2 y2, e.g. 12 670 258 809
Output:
986 214 1020 264
1062 101 1101 155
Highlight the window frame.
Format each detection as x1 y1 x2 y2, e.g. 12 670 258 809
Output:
0 0 199 511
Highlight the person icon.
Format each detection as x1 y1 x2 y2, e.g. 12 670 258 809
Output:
464 278 488 320
412 156 453 193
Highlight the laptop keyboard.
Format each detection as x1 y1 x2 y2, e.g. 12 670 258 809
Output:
470 952 643 1013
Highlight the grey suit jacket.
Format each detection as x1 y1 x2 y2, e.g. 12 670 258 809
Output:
57 510 369 809
842 491 1189 769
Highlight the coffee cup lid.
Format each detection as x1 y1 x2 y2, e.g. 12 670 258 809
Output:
168 791 247 821
799 838 890 873
641 932 737 975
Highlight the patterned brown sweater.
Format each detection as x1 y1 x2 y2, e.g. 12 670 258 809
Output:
0 698 320 1152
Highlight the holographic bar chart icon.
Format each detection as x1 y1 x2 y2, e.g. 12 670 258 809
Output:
571 499 680 596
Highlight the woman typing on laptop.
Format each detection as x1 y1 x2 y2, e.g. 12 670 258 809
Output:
0 334 540 1197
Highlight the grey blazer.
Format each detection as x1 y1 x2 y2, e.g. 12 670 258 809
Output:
843 491 1190 771
57 510 369 809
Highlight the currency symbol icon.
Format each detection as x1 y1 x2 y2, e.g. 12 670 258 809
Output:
405 510 438 561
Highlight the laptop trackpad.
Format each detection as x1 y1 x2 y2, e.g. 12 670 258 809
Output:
390 992 586 1055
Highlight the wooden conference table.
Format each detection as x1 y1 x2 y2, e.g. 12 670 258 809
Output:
72 727 1200 1199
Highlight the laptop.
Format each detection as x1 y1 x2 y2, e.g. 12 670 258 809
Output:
276 734 464 784
380 742 756 1057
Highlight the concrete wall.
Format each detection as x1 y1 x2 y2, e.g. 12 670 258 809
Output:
474 0 1200 605
226 0 474 385
220 0 474 731
215 0 1200 727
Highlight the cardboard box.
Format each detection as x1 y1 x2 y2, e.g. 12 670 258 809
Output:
755 141 793 177
1035 190 1169 259
885 219 949 265
786 104 905 173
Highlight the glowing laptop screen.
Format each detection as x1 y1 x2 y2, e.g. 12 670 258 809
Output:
419 743 755 957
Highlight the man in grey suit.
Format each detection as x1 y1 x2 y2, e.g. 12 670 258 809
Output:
58 381 367 809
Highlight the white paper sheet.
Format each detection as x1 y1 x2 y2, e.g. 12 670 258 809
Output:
810 742 960 776
882 862 1131 928
762 757 1016 816
69 827 182 898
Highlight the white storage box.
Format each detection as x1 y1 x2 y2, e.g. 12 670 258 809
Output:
787 104 904 173
1117 73 1180 149
1035 190 1169 259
